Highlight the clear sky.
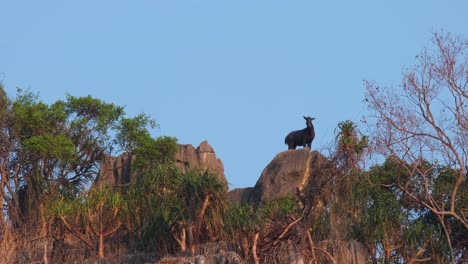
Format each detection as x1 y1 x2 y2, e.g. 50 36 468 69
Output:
1 1 467 190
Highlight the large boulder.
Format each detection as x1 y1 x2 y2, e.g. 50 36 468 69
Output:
248 149 329 204
96 141 228 190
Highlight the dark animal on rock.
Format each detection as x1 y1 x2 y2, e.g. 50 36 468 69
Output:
284 116 315 150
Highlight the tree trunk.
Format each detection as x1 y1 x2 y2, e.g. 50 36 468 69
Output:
0 168 6 232
438 215 455 264
252 232 259 264
176 228 187 252
367 244 378 264
40 203 49 264
187 223 195 254
307 231 317 264
60 216 94 249
241 235 249 259
99 216 105 259
193 194 210 251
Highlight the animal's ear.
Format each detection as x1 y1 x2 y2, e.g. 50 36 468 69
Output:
303 116 307 120
311 117 316 120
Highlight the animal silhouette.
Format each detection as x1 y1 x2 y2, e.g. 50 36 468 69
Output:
285 116 315 150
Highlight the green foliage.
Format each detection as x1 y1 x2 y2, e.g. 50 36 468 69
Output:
405 219 435 248
114 114 178 170
2 82 463 263
48 197 83 219
50 186 125 221
0 83 10 119
433 167 468 209
115 114 155 153
1 87 180 239
349 157 459 263
178 170 224 203
352 173 404 243
153 136 179 163
225 202 257 234
86 186 124 211
258 194 299 221
134 136 178 169
13 99 56 139
140 205 179 253
65 94 124 132
334 120 368 172
1 86 186 259
23 134 75 161
336 120 367 151
127 165 227 253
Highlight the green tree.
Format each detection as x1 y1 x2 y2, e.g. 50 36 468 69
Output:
51 186 126 259
0 87 182 262
126 165 183 253
334 120 368 173
2 90 124 225
354 157 454 263
127 165 227 255
326 120 368 242
224 201 262 262
365 31 468 263
179 169 227 253
114 114 178 172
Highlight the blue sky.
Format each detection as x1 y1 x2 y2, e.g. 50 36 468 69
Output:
1 1 467 189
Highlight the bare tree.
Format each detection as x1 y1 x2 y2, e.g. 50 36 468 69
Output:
365 31 468 263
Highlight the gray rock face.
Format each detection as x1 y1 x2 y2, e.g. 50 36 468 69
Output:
248 149 329 204
156 251 243 264
96 141 228 190
156 242 243 264
176 141 227 189
95 153 133 187
228 187 253 204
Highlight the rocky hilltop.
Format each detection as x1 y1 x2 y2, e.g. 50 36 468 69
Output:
95 143 366 264
227 148 366 264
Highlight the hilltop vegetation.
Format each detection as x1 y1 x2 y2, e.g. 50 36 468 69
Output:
0 32 467 264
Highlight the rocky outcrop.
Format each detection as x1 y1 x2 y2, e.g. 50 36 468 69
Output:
157 242 243 264
227 187 253 204
246 149 329 205
156 251 243 264
176 140 227 189
95 153 133 187
96 141 228 190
